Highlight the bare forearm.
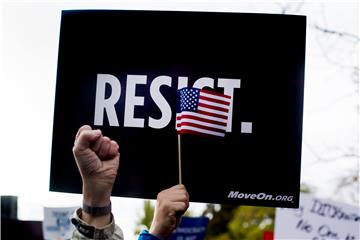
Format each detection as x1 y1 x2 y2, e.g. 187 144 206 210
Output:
81 184 112 228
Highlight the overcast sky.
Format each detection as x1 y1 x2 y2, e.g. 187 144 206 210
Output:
0 1 358 239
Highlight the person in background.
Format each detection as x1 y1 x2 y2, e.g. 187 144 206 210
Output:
71 125 189 240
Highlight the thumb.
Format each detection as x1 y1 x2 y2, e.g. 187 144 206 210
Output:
75 127 102 152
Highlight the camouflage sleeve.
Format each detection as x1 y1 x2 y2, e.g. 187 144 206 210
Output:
71 208 124 240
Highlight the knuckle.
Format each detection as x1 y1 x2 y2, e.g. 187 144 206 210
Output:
178 193 188 202
157 192 163 200
180 202 188 210
161 203 171 213
72 146 80 155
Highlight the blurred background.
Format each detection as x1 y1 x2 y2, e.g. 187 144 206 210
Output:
0 1 358 240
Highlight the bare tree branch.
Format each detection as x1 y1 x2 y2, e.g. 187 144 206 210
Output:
304 142 359 166
274 2 359 204
312 24 360 43
276 1 304 14
334 171 359 203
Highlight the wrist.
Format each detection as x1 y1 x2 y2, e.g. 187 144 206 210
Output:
140 229 164 240
83 202 112 216
82 183 112 207
149 223 170 240
83 195 111 207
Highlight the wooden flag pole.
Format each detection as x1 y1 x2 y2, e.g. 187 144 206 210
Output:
178 134 182 184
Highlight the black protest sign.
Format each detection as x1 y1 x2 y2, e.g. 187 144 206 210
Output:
50 10 306 208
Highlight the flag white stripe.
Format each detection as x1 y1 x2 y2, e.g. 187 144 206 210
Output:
176 118 180 130
177 118 227 130
178 125 225 137
198 106 229 116
176 112 228 123
199 99 230 109
200 92 231 103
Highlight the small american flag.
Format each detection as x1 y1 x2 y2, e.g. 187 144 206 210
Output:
176 87 232 137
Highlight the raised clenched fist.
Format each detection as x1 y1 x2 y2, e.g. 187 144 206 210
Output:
73 125 120 207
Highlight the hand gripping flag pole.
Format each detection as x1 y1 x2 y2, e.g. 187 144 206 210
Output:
176 87 232 184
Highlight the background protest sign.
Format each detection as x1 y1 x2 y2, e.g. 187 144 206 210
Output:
263 231 274 240
43 206 78 240
171 217 209 240
50 10 306 207
274 194 360 240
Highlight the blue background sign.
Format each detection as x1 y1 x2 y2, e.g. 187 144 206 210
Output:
171 217 209 240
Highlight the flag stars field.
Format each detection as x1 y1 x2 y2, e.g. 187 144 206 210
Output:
176 88 232 137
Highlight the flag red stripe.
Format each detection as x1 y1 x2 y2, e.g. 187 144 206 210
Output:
201 89 231 99
199 95 230 105
198 103 229 113
177 122 225 133
176 114 227 126
197 110 228 119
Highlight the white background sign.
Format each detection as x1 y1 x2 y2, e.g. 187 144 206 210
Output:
275 194 359 240
43 206 77 240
